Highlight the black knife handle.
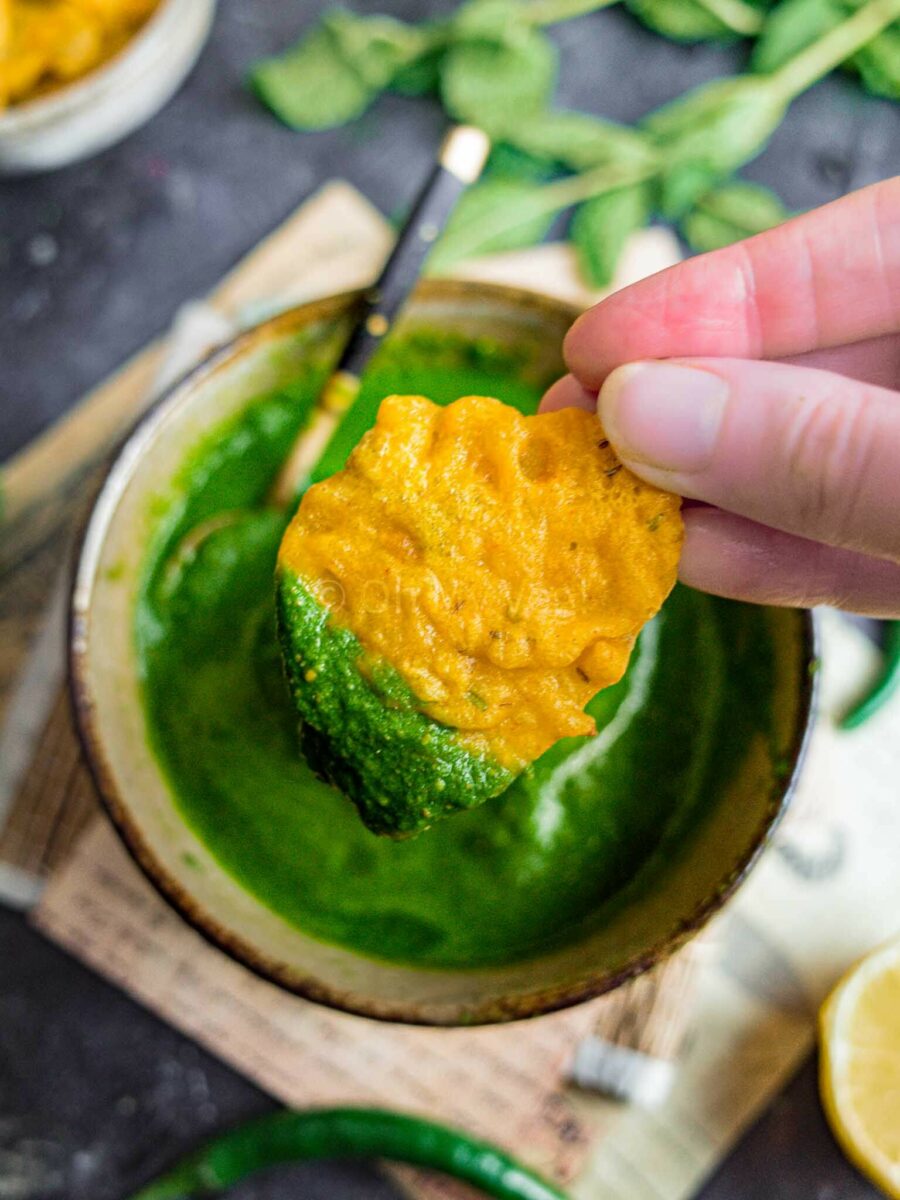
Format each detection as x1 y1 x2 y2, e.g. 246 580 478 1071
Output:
336 125 491 379
271 126 491 506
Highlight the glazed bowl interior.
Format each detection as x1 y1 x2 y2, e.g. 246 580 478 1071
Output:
71 280 814 1026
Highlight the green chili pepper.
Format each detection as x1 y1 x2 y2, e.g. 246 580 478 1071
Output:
840 620 900 730
125 1107 570 1200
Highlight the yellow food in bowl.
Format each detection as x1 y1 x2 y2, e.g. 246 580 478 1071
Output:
0 0 159 110
279 393 683 772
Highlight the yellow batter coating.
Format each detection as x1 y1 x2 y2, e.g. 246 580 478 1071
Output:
0 0 158 110
279 394 683 769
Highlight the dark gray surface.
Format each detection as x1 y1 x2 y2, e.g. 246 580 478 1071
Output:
0 2 893 1197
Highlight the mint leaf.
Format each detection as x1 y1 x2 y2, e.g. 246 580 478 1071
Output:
626 0 746 40
325 11 432 88
250 11 431 131
752 0 900 98
251 24 376 130
505 109 655 171
428 177 558 270
752 0 848 71
642 75 745 138
571 182 653 287
851 24 900 97
766 0 900 99
644 77 788 216
451 0 531 40
391 40 446 96
486 142 557 180
664 163 731 217
681 180 790 251
440 26 558 135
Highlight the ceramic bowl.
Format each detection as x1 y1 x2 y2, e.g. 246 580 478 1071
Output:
0 0 215 174
70 280 816 1025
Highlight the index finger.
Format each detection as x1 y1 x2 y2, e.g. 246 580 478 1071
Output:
564 176 900 391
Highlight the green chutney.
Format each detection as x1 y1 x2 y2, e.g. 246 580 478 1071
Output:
136 331 779 971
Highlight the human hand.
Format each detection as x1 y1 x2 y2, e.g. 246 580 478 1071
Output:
542 177 900 617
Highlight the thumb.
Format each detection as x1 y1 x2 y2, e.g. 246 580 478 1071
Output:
597 358 900 562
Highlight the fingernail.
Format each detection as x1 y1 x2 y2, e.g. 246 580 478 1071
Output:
599 362 728 474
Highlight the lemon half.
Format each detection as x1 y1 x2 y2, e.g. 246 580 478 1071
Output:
820 937 900 1198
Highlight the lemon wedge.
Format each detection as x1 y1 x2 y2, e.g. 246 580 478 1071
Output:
820 937 900 1198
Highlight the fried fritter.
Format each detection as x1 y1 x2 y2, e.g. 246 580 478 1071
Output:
277 394 682 835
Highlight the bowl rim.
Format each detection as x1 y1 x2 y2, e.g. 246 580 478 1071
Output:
0 0 208 131
68 278 819 1026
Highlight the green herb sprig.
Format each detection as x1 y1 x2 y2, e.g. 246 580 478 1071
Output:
627 0 900 98
250 0 621 133
250 0 900 287
625 0 769 42
753 0 900 97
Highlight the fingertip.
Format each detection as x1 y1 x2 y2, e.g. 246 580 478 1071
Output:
680 522 797 609
539 374 597 414
678 507 786 601
678 507 744 589
562 310 605 391
677 507 900 615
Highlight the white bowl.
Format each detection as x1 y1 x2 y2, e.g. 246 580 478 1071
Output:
0 0 216 174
